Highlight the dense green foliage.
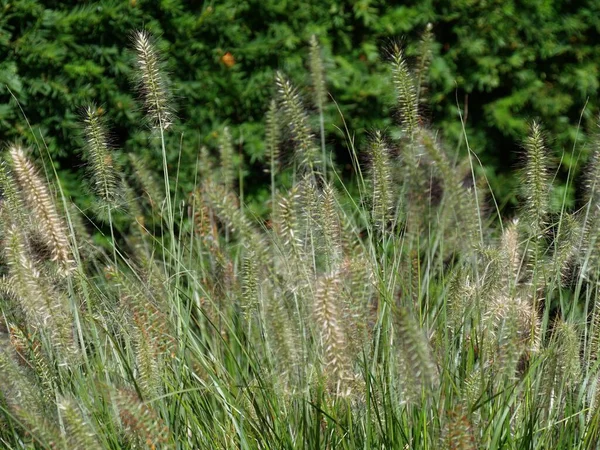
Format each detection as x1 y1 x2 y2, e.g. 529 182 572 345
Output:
2 0 600 209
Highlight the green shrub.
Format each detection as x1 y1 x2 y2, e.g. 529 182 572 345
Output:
2 0 599 210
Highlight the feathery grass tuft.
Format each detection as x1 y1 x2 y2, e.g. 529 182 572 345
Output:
275 71 321 175
116 389 171 448
367 131 394 232
523 121 550 237
218 127 236 190
266 98 280 205
3 224 75 354
395 307 438 402
132 30 173 130
82 105 119 208
314 272 353 397
390 43 418 140
415 23 434 106
129 153 165 211
309 35 327 114
309 35 328 173
58 398 103 450
8 145 73 274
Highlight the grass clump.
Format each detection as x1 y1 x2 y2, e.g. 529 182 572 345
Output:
1 28 600 450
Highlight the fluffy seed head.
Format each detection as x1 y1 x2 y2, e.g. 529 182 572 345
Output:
218 127 236 189
445 404 477 450
368 131 394 232
483 293 541 380
390 44 418 139
309 35 327 110
415 23 434 105
395 307 439 401
265 99 280 173
129 154 165 210
585 122 600 209
4 224 74 353
550 320 581 390
8 145 73 274
241 248 259 316
274 186 303 256
314 272 353 397
523 121 550 236
319 183 342 267
82 105 119 207
116 389 170 448
58 398 103 450
133 30 173 130
0 347 62 447
275 71 320 174
501 219 522 287
0 160 26 227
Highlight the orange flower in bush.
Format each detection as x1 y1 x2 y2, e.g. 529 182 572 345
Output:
221 51 235 68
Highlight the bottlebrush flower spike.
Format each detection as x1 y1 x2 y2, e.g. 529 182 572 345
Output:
133 30 173 130
8 145 73 274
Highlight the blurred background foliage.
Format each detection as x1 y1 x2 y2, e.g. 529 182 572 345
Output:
1 0 599 213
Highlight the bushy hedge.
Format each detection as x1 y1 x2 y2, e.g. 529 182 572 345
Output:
1 0 599 208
